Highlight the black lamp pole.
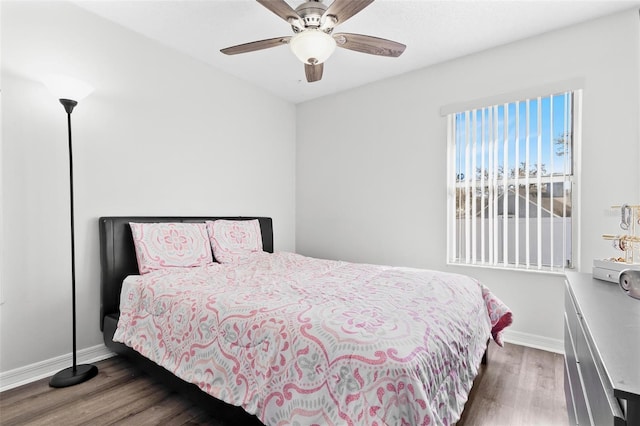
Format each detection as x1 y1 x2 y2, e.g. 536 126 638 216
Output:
49 98 99 388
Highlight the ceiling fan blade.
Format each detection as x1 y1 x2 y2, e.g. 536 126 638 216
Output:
323 0 374 26
333 33 406 57
256 0 302 27
305 63 324 82
221 36 291 55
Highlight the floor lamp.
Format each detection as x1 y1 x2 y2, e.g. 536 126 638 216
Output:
42 75 99 388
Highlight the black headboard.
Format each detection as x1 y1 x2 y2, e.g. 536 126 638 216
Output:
99 216 273 330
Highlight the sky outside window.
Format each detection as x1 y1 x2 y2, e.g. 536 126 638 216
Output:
455 92 572 180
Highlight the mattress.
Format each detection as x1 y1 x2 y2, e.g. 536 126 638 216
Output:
113 252 511 425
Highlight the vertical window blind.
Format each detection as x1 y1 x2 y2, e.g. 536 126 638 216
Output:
447 91 579 272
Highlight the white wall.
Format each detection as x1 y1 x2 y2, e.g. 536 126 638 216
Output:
0 1 296 373
2 1 638 382
297 9 640 350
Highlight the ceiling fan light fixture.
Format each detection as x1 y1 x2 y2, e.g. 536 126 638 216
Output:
290 30 336 65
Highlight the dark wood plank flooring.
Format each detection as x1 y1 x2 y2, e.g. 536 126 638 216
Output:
0 342 568 426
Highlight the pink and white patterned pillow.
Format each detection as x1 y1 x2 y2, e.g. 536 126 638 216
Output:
206 219 263 264
129 222 213 274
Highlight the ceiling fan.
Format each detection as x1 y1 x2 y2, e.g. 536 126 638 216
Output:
220 0 406 83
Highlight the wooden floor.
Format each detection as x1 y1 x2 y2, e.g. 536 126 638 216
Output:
457 342 568 426
0 342 568 426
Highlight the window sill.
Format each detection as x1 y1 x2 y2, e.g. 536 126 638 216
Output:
446 261 571 276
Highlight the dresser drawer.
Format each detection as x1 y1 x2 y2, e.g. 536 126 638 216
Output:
575 315 626 426
564 282 580 357
564 313 589 426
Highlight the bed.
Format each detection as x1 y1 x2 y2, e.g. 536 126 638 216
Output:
99 216 512 425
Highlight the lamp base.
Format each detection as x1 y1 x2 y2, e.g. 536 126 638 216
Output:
49 364 98 388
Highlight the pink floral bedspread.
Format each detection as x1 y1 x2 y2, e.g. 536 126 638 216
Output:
114 252 511 425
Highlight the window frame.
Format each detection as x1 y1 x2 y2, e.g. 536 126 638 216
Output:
445 89 582 274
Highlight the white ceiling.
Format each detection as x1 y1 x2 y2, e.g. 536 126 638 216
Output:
74 0 640 104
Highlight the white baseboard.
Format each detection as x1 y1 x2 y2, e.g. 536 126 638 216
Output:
502 329 564 354
0 344 115 392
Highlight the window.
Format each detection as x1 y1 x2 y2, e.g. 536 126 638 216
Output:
446 90 580 272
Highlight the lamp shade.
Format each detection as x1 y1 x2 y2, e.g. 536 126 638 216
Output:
42 74 94 102
290 30 336 65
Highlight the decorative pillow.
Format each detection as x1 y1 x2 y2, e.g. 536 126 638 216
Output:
129 222 213 274
206 219 263 264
